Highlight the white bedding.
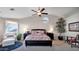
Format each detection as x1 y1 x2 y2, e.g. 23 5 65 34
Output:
25 34 50 40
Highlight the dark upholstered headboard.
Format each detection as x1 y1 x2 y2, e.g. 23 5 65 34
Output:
31 29 46 33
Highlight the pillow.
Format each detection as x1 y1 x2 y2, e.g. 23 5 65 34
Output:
31 30 45 36
36 32 42 36
37 31 44 34
31 31 36 35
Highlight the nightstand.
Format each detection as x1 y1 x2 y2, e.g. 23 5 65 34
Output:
46 32 54 40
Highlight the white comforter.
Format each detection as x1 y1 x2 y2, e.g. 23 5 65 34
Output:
25 34 50 40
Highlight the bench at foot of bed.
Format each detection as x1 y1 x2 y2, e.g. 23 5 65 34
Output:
25 40 52 47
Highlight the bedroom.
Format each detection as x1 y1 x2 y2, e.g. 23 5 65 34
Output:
0 7 79 51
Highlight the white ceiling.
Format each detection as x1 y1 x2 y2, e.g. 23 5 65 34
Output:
0 7 79 19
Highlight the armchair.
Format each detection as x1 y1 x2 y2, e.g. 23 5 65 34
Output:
2 33 16 47
71 34 79 48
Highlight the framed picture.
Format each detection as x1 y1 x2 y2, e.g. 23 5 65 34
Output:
68 22 79 32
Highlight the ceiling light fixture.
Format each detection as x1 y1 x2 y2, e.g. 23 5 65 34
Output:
10 8 15 11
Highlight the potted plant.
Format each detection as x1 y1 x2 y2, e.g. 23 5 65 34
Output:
17 33 22 41
56 18 66 40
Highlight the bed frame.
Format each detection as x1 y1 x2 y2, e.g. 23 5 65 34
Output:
25 29 52 47
25 40 52 47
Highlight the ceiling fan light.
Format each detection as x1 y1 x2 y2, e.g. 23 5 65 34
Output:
37 12 41 15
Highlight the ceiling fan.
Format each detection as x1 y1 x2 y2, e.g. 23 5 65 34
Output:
32 7 48 16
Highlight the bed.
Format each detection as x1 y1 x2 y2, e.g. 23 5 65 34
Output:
25 29 52 47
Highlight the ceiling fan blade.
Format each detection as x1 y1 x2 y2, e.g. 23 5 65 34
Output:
42 13 48 15
32 10 37 12
40 8 45 12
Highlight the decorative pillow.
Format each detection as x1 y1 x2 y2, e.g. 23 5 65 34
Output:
31 30 45 36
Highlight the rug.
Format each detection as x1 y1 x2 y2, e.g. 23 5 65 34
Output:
0 41 22 51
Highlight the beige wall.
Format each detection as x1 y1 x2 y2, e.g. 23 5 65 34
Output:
18 15 59 33
0 19 5 43
0 19 5 35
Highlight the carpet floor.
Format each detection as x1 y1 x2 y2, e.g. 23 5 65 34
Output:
53 40 70 48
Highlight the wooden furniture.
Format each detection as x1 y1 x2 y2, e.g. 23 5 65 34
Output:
23 31 31 40
46 33 54 40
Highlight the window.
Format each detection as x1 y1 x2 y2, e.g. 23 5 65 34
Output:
5 20 18 33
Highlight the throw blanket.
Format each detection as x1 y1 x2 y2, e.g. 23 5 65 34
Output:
25 34 50 40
